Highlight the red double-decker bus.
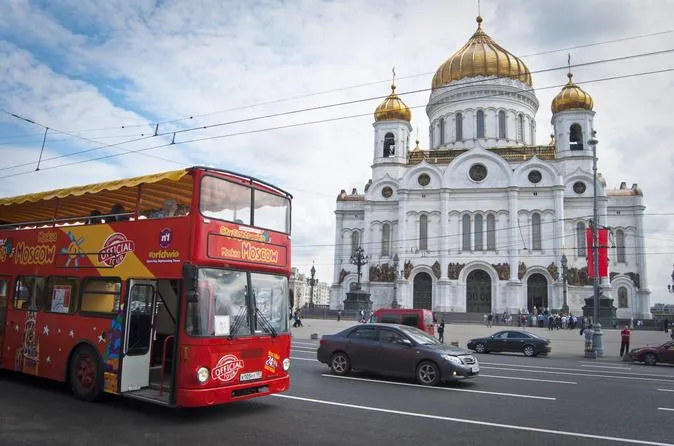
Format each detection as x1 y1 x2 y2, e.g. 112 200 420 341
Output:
0 166 292 407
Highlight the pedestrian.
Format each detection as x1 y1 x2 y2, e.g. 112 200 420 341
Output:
620 325 631 357
438 318 445 343
337 309 342 322
583 324 595 352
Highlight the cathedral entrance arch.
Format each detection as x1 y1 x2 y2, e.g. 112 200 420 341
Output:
527 273 548 312
466 270 491 313
413 273 432 310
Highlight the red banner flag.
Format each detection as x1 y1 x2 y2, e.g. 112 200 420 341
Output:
586 227 609 278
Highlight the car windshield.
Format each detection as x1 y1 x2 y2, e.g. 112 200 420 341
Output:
398 325 440 345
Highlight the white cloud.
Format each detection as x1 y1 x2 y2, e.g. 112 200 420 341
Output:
0 0 673 303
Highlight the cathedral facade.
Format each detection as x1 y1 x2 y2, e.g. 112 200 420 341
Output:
330 16 651 319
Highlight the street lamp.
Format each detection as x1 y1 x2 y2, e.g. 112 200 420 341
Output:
308 263 317 308
669 264 674 293
392 253 399 308
561 254 569 314
589 131 604 357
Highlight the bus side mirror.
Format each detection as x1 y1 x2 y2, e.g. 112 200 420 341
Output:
183 264 199 302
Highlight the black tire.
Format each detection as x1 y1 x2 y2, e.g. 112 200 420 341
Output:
522 344 536 357
69 345 103 402
474 343 487 353
644 353 657 366
330 352 351 376
416 361 441 386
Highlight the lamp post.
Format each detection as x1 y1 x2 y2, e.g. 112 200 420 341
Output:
392 253 399 308
349 247 369 290
589 131 604 357
561 254 569 315
669 264 674 293
308 263 316 308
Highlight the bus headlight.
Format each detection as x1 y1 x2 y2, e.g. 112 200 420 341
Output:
282 358 290 371
196 367 210 384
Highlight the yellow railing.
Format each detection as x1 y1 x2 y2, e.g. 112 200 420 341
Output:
408 145 556 165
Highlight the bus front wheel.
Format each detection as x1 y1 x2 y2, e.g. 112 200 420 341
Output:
69 345 103 402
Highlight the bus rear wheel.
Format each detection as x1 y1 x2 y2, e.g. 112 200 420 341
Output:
69 345 103 402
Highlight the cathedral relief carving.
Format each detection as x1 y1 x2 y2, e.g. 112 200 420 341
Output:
338 269 348 284
447 262 465 280
369 263 396 282
566 266 592 286
432 261 441 279
626 272 641 289
547 262 560 281
518 262 527 280
491 263 510 281
404 260 413 279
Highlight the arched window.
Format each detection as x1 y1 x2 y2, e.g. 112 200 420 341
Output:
618 286 628 308
498 111 506 139
456 113 463 141
570 124 584 150
474 214 483 250
462 214 471 251
518 114 525 143
351 231 360 256
476 110 485 138
419 215 428 251
439 118 445 145
487 214 496 250
577 222 586 257
381 223 391 257
531 213 541 250
616 229 626 263
383 132 395 157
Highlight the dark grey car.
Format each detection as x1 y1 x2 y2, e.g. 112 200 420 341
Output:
316 323 479 386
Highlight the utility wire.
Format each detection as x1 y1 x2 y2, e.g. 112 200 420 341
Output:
33 28 674 135
2 63 672 181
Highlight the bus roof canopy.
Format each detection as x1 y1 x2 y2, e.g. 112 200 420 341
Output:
0 168 192 224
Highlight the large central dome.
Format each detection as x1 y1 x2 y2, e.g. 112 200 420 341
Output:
432 16 532 90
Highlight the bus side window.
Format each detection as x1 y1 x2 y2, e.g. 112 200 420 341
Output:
401 315 419 328
14 276 45 311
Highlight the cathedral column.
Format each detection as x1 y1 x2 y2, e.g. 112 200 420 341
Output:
440 190 449 278
362 204 372 283
508 189 519 280
397 191 408 307
553 187 564 265
333 212 345 284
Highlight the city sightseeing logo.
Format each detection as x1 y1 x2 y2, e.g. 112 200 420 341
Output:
211 354 244 382
98 232 135 267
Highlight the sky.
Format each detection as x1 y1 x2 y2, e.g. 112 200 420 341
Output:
1 0 673 305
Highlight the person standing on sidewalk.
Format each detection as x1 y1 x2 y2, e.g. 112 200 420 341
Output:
620 325 631 357
437 319 445 343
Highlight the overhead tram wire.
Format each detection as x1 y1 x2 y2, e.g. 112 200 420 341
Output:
2 48 673 176
2 63 672 181
29 27 674 136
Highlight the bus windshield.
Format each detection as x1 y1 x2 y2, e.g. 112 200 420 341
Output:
186 267 289 338
199 175 290 233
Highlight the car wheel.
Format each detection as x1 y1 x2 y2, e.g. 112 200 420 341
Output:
474 343 487 353
522 344 536 357
644 353 657 366
330 352 351 376
416 361 440 386
69 345 103 402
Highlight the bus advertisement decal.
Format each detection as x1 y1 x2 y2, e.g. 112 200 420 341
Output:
211 354 244 382
207 234 287 267
98 232 135 267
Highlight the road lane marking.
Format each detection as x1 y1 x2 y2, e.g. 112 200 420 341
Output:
480 374 576 384
273 394 674 445
291 347 317 352
580 364 632 370
658 408 674 411
291 357 317 361
657 389 674 392
292 342 317 347
482 366 674 382
321 374 556 400
480 361 674 378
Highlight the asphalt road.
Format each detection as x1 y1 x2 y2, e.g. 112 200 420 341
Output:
2 326 674 446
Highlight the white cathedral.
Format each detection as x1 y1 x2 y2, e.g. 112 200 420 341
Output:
329 16 651 319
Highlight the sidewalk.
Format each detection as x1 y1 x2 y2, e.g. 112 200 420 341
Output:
291 318 672 360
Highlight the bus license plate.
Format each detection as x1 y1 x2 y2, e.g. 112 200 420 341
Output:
240 371 262 382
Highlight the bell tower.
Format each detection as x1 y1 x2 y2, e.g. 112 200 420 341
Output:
372 68 412 172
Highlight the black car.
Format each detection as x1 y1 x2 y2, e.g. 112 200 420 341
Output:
467 330 551 357
316 323 479 386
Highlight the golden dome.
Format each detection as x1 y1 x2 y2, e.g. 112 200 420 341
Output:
374 84 412 122
432 16 532 90
551 72 594 114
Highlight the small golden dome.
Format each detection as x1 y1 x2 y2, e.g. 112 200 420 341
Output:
374 84 412 122
432 16 532 90
551 72 594 114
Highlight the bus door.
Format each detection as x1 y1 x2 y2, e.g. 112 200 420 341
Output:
0 278 8 368
120 280 157 392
